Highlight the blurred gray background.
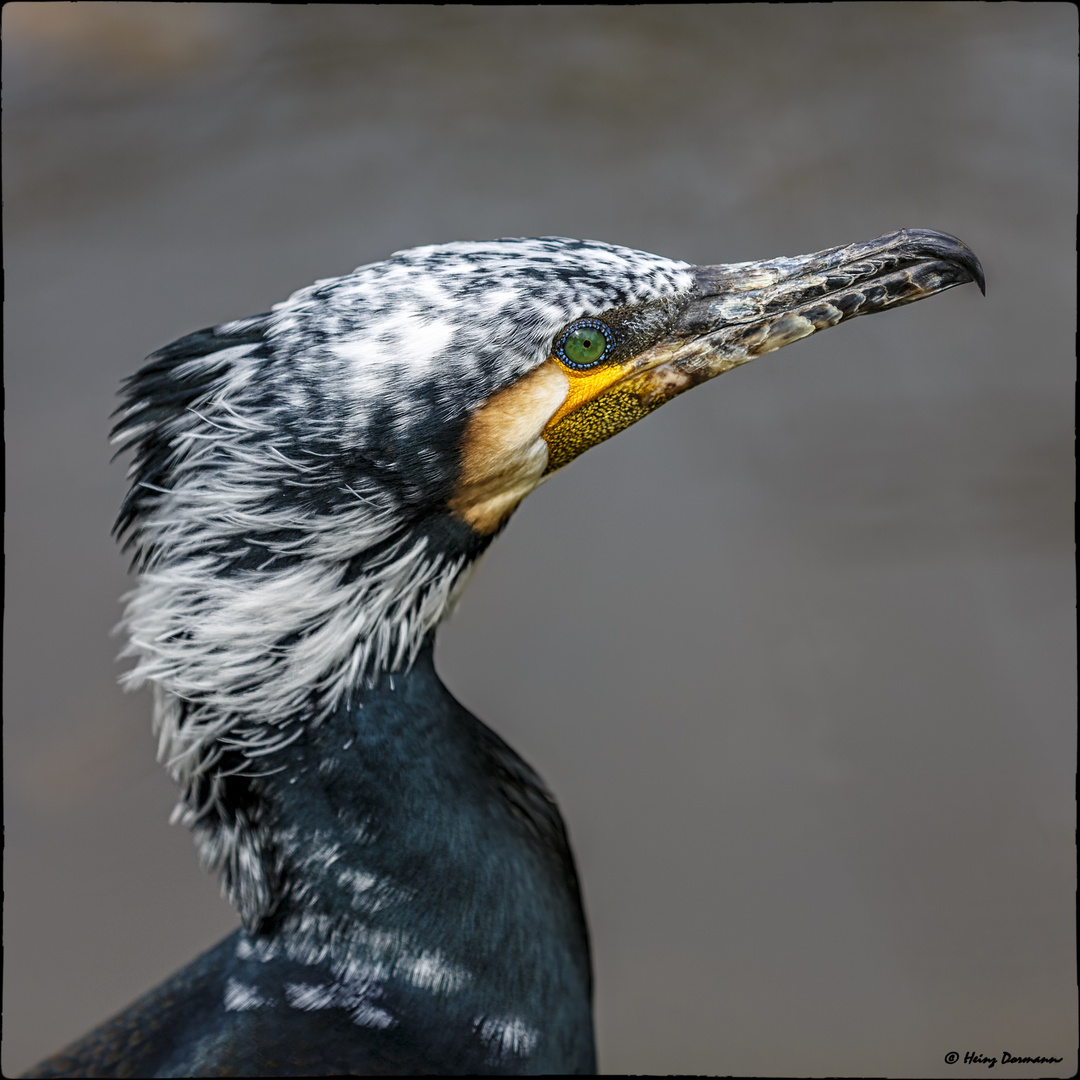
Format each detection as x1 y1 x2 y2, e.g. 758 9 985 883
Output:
3 5 1075 1076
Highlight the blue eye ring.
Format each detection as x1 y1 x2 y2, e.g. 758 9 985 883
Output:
555 319 614 370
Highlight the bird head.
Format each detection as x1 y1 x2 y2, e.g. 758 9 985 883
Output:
112 230 982 922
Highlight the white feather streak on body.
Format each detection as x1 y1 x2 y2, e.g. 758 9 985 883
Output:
284 980 396 1029
223 977 273 1012
475 1015 540 1062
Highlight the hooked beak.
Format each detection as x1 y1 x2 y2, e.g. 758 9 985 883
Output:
543 229 984 473
677 227 983 369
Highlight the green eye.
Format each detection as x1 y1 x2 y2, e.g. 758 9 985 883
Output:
557 319 613 370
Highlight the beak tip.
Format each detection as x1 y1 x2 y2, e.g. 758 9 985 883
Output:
957 241 986 296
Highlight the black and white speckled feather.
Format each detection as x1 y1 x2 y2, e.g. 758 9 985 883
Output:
111 238 695 926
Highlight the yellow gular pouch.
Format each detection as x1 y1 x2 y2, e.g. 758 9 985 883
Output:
449 353 656 536
541 359 662 473
541 329 701 473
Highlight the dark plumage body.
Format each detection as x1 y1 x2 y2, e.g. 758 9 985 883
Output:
27 232 981 1077
29 644 594 1077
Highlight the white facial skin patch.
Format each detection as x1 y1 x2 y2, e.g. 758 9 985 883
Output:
449 359 569 534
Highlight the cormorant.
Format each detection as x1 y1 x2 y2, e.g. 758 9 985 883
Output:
27 230 983 1077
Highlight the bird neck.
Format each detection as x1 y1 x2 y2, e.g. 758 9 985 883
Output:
247 640 590 1001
